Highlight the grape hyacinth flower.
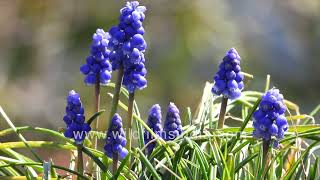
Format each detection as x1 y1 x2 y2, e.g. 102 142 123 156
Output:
144 104 163 153
212 48 244 129
104 114 128 159
108 1 147 92
107 1 148 169
212 48 244 99
80 29 112 85
163 103 183 141
63 90 91 144
253 89 288 148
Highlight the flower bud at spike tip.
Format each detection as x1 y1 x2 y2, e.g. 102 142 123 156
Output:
163 103 183 141
63 90 91 144
104 114 128 159
144 104 163 153
252 89 288 148
212 48 243 100
80 29 112 85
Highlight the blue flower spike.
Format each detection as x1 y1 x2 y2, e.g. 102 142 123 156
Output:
144 104 163 153
163 103 183 141
108 1 147 93
104 113 128 159
212 48 244 100
80 29 112 85
63 90 91 144
253 89 288 148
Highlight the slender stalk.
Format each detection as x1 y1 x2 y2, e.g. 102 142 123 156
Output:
108 67 124 175
217 97 228 129
262 140 270 163
88 77 100 175
108 66 124 122
265 74 270 92
77 145 84 180
126 92 135 169
94 80 101 141
112 153 119 174
262 140 270 176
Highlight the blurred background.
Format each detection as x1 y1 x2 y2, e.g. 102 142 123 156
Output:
0 0 319 162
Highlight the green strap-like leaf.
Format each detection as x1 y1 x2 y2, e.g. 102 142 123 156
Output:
81 146 108 172
87 109 106 126
137 148 161 180
234 153 258 173
0 107 42 164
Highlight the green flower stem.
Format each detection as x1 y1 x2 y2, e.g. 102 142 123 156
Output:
93 79 101 140
217 97 228 129
112 153 119 174
94 80 101 131
108 66 124 122
77 145 84 180
108 67 124 175
126 92 135 169
88 76 101 174
265 74 271 92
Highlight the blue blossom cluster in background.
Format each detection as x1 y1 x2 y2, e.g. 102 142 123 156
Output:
104 114 128 159
163 103 183 141
80 29 112 85
108 1 148 93
253 89 288 147
63 90 91 144
144 104 162 153
212 48 244 100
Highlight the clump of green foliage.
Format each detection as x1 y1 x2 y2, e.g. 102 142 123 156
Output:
0 74 319 179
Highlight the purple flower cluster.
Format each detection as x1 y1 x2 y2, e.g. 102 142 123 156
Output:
212 48 244 100
63 90 91 144
253 89 288 147
108 1 147 93
144 104 162 153
163 103 183 141
104 114 128 159
80 29 112 85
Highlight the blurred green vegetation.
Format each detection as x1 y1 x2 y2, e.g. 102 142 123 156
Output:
0 0 319 129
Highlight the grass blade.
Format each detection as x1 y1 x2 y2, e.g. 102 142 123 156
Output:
81 146 107 172
309 157 318 180
87 110 106 126
0 107 41 163
284 142 319 179
136 148 161 180
234 153 258 173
